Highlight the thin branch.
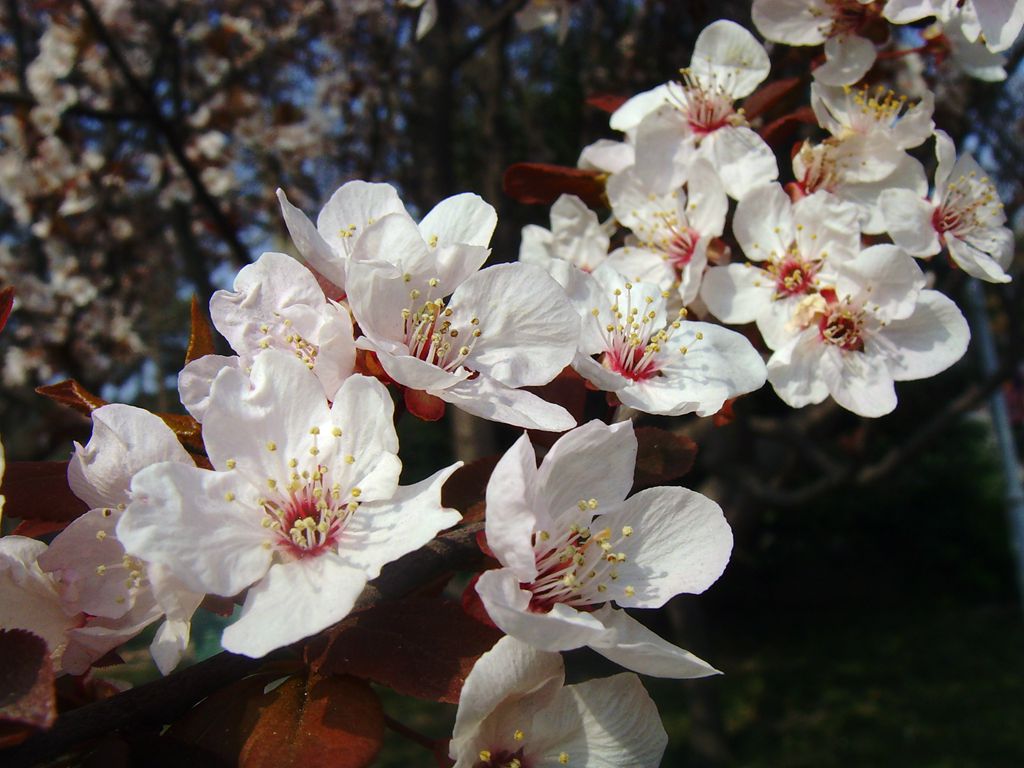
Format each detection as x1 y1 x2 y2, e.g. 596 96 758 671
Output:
448 0 529 70
75 0 250 267
3 523 484 768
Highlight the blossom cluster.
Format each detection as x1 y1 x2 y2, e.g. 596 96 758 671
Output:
1 6 1019 764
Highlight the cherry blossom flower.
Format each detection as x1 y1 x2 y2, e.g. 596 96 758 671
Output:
179 252 356 421
559 264 765 416
519 194 611 275
276 181 496 297
37 404 204 674
752 0 879 86
118 351 461 658
475 421 732 678
885 0 1024 53
450 636 667 768
766 245 971 416
611 20 777 198
701 185 861 350
604 159 728 305
881 130 1013 283
348 214 580 430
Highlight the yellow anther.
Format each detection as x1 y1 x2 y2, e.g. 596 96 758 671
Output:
226 459 237 469
695 331 704 340
266 441 277 452
351 487 362 498
513 729 525 741
345 454 355 464
225 492 236 501
288 458 298 468
96 565 107 576
101 508 112 518
625 585 636 596
310 446 320 456
479 752 492 763
587 498 598 509
96 530 107 541
267 479 277 489
559 753 570 765
332 426 343 437
310 426 320 435
622 525 634 537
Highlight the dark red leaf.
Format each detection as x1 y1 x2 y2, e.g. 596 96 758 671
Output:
758 107 816 149
461 575 498 630
240 675 383 768
0 461 87 526
404 388 446 421
0 286 13 333
158 412 205 452
742 76 803 120
0 629 57 730
503 162 605 207
315 598 502 703
11 519 70 537
633 426 698 489
586 93 628 113
35 379 107 417
185 295 217 365
713 399 736 427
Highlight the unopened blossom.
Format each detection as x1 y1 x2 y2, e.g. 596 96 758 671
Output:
767 245 971 416
881 130 1013 283
450 636 666 768
476 421 733 678
37 404 203 674
276 180 496 297
604 159 727 305
561 264 765 416
348 214 580 431
179 252 355 421
119 352 461 658
519 194 611 275
611 20 777 198
701 185 861 350
752 0 879 85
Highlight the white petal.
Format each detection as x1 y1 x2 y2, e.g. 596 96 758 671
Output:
700 126 779 199
316 180 409 258
765 330 831 409
418 193 497 248
974 0 1024 51
752 0 831 44
700 264 772 324
578 138 635 173
120 463 272 596
633 107 695 191
598 485 733 608
947 236 1013 283
475 568 608 651
588 605 720 678
485 433 542 580
836 245 926 322
276 189 347 290
814 34 876 87
151 617 191 675
367 343 471 391
879 189 940 256
452 263 580 388
341 463 461 579
876 290 970 381
221 556 367 657
733 183 794 260
538 420 637 520
178 354 239 423
609 84 673 133
821 345 898 417
436 376 576 431
68 404 193 510
691 20 771 99
328 374 402 502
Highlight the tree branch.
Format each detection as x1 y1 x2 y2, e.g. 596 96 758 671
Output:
3 523 484 768
76 0 250 267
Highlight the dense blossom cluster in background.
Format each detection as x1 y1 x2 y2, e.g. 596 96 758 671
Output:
0 1 1021 765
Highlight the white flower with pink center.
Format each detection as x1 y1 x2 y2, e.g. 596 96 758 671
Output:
276 180 496 297
752 0 879 85
36 404 203 674
610 20 777 199
348 213 581 431
701 185 861 350
881 130 1013 283
179 251 356 421
449 636 667 768
475 421 733 678
767 245 971 416
604 159 728 305
118 351 462 658
519 194 611 275
559 263 765 416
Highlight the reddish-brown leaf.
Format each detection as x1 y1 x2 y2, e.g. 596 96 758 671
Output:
11 519 69 537
35 379 107 417
586 93 628 113
758 106 816 149
158 412 205 452
315 598 502 703
441 454 500 515
633 426 698 490
713 398 736 427
0 286 13 333
404 388 446 421
742 76 803 120
503 162 605 207
0 629 57 730
0 461 87 526
185 295 217 364
240 675 383 768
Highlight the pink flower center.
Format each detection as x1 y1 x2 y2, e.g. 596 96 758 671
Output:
818 297 865 352
668 71 741 138
400 281 482 372
262 470 356 559
932 172 1001 242
474 747 528 768
520 513 636 613
667 227 699 270
768 255 819 298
